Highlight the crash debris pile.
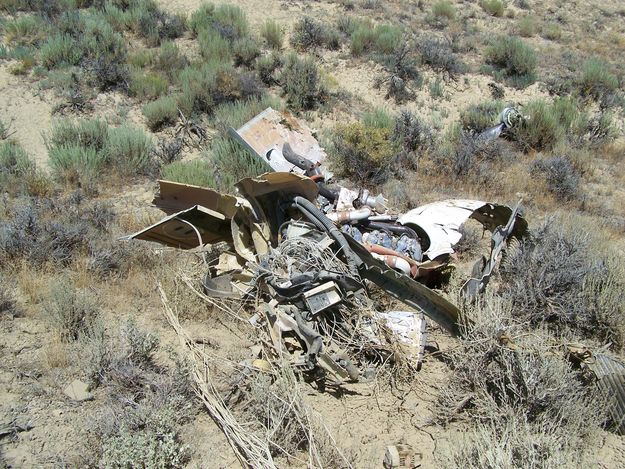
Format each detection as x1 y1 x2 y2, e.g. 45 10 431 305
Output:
126 108 530 383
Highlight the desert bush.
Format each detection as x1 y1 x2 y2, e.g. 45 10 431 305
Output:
197 27 232 62
127 48 155 68
210 136 270 190
420 39 466 76
480 0 505 17
531 155 580 201
500 219 625 348
437 132 504 178
255 53 282 85
517 14 537 37
3 14 47 46
361 107 393 130
143 95 179 131
128 70 168 100
40 34 83 69
576 56 619 104
510 99 563 151
291 16 327 51
45 279 99 342
49 145 103 187
104 125 154 175
161 159 216 188
178 62 260 115
350 22 401 56
260 19 283 49
542 22 562 41
155 41 187 77
392 110 433 154
133 0 185 47
460 100 503 133
337 16 360 36
46 118 109 153
233 37 260 67
437 294 604 467
212 95 281 135
329 122 394 184
190 2 247 40
280 53 325 111
431 0 456 21
485 35 536 87
0 141 34 193
81 15 128 89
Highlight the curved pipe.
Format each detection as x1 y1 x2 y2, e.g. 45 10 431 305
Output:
289 196 362 276
327 207 372 223
371 253 414 276
365 243 419 277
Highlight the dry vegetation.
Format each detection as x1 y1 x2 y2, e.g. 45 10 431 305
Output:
1 0 624 467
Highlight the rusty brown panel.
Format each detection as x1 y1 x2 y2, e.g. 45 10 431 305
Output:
153 180 239 217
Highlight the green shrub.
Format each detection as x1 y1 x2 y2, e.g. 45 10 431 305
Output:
49 144 105 186
518 15 537 37
128 48 156 68
329 122 394 184
576 57 619 103
129 70 169 100
373 24 402 55
4 14 47 46
132 0 186 47
480 0 505 17
161 159 216 188
189 2 215 35
211 136 270 189
280 53 325 111
255 53 282 84
485 35 536 87
350 24 377 56
361 107 393 130
81 15 128 89
155 41 187 76
198 27 232 62
233 37 260 67
212 3 248 40
104 125 154 175
260 19 283 49
432 0 456 21
212 95 281 135
542 23 562 41
420 39 467 76
47 118 109 153
511 100 563 151
531 155 580 201
0 141 39 196
460 100 503 133
142 95 179 131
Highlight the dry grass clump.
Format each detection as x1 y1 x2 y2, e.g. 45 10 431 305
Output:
260 19 283 49
80 319 195 468
480 0 505 17
499 218 625 350
530 155 580 201
419 39 467 77
437 293 605 468
44 277 99 342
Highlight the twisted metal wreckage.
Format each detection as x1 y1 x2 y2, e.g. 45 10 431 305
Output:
127 108 625 435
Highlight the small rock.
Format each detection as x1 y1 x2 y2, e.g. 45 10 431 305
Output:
62 379 93 402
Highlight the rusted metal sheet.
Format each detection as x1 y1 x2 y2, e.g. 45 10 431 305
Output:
126 205 231 249
229 107 329 175
154 180 238 217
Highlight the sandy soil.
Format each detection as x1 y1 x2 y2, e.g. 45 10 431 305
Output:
0 64 53 168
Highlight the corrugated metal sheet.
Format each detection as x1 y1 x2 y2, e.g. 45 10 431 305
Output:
586 353 625 435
